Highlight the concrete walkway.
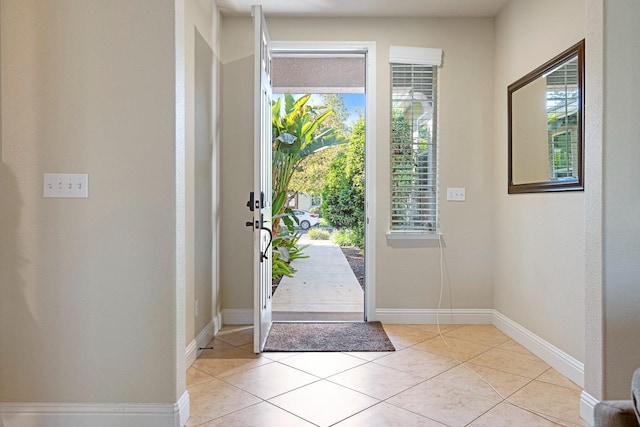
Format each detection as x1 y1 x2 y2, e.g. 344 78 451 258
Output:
272 235 364 321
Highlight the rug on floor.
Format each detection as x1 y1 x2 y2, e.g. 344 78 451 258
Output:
263 321 396 352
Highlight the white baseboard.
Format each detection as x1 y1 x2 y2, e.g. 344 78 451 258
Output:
185 317 219 368
580 391 598 426
374 308 494 324
178 390 190 427
222 308 253 325
492 311 584 388
0 391 190 427
216 311 223 330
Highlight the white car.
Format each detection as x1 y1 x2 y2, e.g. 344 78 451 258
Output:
291 209 320 230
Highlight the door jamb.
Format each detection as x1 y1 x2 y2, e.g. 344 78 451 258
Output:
270 41 377 321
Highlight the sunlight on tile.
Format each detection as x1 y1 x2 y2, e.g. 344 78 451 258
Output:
343 350 393 361
278 351 366 378
468 401 560 426
199 402 314 427
269 380 379 427
262 351 301 362
328 362 425 400
335 402 448 426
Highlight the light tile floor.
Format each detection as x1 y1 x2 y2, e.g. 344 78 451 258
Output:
187 324 585 427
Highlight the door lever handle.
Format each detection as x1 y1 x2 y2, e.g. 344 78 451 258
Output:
260 226 273 261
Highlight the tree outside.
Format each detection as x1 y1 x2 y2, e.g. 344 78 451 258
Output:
288 94 352 201
321 117 365 248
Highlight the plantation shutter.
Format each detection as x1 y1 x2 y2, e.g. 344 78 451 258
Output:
389 46 442 233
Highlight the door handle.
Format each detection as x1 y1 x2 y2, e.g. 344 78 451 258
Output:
246 214 272 263
258 213 272 261
260 226 273 261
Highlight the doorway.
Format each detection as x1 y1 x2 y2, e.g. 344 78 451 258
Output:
268 43 376 323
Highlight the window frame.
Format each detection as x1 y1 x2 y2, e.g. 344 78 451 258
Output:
387 46 442 238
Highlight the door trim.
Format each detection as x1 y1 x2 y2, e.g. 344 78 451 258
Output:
270 41 377 321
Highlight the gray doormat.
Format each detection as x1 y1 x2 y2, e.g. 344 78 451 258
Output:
263 321 395 352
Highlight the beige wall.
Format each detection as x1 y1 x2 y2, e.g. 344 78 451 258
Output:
494 0 586 361
219 48 254 310
582 0 640 403
0 0 182 404
584 0 604 402
600 0 640 399
185 0 218 346
220 17 496 314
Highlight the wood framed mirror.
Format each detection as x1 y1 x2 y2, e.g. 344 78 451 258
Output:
508 40 585 194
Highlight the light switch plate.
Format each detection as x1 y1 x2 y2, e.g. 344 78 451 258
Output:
44 173 89 198
447 187 466 201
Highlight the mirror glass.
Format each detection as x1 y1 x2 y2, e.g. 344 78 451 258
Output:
508 40 585 193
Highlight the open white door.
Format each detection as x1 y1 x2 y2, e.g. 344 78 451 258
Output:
252 5 273 353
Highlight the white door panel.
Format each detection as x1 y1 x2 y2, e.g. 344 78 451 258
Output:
252 4 272 353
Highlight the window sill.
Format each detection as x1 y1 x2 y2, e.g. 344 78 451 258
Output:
386 231 442 241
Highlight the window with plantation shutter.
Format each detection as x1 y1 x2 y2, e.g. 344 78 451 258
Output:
389 46 442 234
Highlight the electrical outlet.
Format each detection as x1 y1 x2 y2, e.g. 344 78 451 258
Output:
447 187 466 202
195 299 199 317
44 173 88 198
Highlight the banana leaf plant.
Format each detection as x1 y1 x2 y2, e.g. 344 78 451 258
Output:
272 94 345 238
271 189 312 281
270 94 345 281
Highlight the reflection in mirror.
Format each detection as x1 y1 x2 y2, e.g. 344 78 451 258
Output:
508 40 584 193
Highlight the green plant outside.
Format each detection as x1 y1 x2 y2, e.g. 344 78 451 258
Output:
271 94 345 280
307 229 330 240
321 117 365 248
331 228 364 248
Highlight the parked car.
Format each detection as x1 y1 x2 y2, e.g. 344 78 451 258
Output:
290 209 320 230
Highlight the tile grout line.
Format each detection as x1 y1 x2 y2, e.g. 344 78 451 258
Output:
421 334 577 426
196 325 582 427
381 329 576 426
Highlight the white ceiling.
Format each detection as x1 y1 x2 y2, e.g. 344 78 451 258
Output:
216 0 511 18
